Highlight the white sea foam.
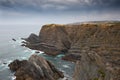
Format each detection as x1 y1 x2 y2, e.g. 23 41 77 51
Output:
29 49 44 55
24 50 29 53
0 61 9 71
31 50 36 54
39 51 44 54
13 38 25 46
59 77 67 80
8 60 12 64
11 76 16 80
57 54 65 58
62 65 70 68
20 57 27 60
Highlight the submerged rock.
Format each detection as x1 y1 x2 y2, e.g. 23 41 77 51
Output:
12 38 16 41
8 55 64 80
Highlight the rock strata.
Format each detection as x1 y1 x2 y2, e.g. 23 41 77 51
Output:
23 22 120 57
73 48 114 80
8 55 64 80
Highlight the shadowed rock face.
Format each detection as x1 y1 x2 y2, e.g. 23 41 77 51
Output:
22 22 120 80
23 24 71 56
73 48 114 80
22 33 40 44
8 55 64 80
38 24 71 55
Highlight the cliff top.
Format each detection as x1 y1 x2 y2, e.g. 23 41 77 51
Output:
42 21 120 28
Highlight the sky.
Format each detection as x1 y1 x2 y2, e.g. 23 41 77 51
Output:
0 0 120 25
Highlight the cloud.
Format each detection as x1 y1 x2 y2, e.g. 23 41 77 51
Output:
41 4 68 10
0 0 120 11
0 0 119 25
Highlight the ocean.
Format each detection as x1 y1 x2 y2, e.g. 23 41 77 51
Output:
0 24 75 80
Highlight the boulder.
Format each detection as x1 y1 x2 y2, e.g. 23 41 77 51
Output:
8 55 64 80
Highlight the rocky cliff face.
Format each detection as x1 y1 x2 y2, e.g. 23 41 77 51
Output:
23 22 120 80
9 55 64 80
73 47 114 80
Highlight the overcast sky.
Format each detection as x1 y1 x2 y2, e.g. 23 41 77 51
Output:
0 0 120 25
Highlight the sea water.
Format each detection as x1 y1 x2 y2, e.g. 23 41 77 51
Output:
0 24 75 80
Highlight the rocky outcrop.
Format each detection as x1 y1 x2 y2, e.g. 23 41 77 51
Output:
12 38 16 41
8 55 64 80
23 24 71 55
22 33 40 44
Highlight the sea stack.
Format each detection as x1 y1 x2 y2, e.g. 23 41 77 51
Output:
8 54 64 80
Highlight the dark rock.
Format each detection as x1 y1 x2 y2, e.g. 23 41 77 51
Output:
9 59 28 72
35 51 40 53
62 53 81 62
21 41 28 44
12 38 16 41
21 44 26 46
24 33 40 44
3 62 7 64
8 55 64 80
24 43 62 56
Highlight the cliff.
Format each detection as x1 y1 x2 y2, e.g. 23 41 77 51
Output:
23 22 120 80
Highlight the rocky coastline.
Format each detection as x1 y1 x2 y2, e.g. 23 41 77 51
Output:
9 55 64 80
9 21 120 80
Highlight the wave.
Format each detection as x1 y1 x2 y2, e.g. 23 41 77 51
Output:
0 59 12 71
